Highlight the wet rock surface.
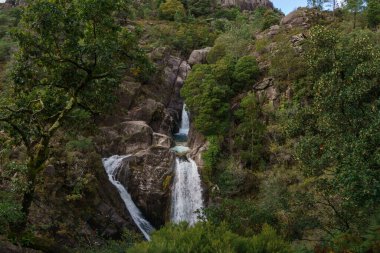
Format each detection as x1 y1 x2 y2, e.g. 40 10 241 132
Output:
116 147 176 228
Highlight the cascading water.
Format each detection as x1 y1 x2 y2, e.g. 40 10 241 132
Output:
178 104 189 135
171 104 204 225
103 155 155 240
171 157 204 225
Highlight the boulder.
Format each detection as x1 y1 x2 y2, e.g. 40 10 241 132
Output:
96 121 154 156
188 47 212 65
128 99 165 123
280 9 309 29
116 146 175 228
153 133 173 149
266 25 280 37
254 77 274 90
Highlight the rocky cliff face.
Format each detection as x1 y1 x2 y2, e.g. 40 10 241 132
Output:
93 51 191 229
218 0 273 11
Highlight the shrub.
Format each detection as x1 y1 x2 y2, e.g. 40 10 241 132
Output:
182 64 231 136
159 0 185 21
188 0 214 17
127 222 292 253
233 56 260 91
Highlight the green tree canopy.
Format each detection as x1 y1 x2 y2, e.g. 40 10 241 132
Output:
289 26 380 228
159 0 186 21
0 0 147 228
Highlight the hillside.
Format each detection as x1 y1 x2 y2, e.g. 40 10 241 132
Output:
0 0 379 252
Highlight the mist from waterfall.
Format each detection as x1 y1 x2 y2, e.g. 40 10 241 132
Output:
171 104 204 225
103 155 155 240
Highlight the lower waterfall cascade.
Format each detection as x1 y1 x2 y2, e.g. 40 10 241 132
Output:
103 155 155 240
171 104 204 225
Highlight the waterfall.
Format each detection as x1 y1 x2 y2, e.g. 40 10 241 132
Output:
171 104 204 225
179 104 189 135
103 155 155 240
171 157 204 225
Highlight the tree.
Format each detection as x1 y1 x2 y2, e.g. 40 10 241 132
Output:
159 0 186 21
0 0 139 230
307 0 329 9
233 56 260 92
188 0 214 17
181 64 231 136
234 92 266 170
345 0 365 28
289 26 380 229
367 0 380 28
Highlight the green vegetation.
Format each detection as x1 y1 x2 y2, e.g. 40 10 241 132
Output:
0 0 151 233
1 0 380 252
128 223 292 253
159 0 186 21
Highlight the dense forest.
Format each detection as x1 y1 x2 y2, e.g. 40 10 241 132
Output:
0 0 379 252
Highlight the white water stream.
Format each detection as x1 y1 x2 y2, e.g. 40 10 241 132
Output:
102 155 155 240
102 104 203 240
171 105 204 225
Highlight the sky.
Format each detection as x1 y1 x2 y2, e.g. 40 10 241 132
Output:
272 0 308 14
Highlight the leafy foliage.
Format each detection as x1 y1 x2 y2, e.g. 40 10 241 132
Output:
0 0 149 227
128 222 292 253
367 0 380 28
188 0 214 17
289 26 380 229
234 92 266 169
233 56 260 91
159 0 186 21
181 64 231 136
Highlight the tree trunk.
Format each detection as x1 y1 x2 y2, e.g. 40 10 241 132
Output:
21 174 36 220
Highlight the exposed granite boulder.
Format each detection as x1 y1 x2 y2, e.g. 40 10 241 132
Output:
280 9 310 29
127 99 165 124
96 121 154 157
188 47 212 65
115 146 175 228
253 77 274 90
188 124 208 171
153 133 174 149
28 152 138 248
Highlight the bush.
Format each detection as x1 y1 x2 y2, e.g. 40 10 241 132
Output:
234 92 266 169
159 0 185 21
214 7 240 21
182 64 231 136
0 192 24 235
188 0 214 17
202 135 222 181
127 222 292 253
233 56 260 91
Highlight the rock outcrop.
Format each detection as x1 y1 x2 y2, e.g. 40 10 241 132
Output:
188 47 212 66
93 52 191 229
115 147 176 228
28 152 138 248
